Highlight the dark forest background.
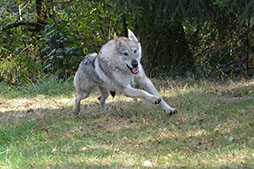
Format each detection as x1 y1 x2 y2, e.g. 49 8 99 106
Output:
1 0 254 84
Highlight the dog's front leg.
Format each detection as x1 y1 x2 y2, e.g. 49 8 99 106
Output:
122 87 161 104
135 72 177 115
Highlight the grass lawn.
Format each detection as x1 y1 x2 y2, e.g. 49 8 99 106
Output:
0 77 254 168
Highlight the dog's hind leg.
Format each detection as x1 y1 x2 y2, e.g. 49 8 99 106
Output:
98 87 109 111
73 71 95 114
73 92 89 113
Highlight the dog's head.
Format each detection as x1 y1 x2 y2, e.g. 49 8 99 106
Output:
114 29 142 75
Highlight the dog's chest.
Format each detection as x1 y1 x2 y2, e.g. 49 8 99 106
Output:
112 71 133 87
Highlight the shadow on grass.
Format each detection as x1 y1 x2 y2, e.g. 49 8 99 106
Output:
46 162 254 169
1 82 254 168
221 83 254 97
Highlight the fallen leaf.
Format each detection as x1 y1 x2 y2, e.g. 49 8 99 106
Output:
24 102 33 108
51 147 57 153
206 89 219 94
40 127 48 133
176 119 182 125
198 139 207 145
122 136 128 141
79 127 84 131
143 160 152 167
114 148 120 153
80 147 87 151
159 131 169 137
34 117 43 121
228 136 234 143
183 140 189 145
167 153 173 157
249 122 254 128
26 108 34 113
239 109 246 115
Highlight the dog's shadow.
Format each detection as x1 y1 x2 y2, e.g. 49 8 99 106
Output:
74 98 171 120
0 96 176 125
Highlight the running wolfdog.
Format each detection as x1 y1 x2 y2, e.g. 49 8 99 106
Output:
73 29 177 115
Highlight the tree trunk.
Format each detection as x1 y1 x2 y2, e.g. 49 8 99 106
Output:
119 0 127 37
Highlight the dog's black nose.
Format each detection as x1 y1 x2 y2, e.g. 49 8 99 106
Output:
132 60 138 68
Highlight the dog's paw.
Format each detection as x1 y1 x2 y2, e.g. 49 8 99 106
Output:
165 109 177 116
168 109 177 116
150 96 161 104
71 108 80 115
155 98 161 104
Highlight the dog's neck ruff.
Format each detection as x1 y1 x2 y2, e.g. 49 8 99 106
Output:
97 57 121 72
94 56 125 90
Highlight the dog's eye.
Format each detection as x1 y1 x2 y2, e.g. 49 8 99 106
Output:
133 50 137 54
123 52 128 56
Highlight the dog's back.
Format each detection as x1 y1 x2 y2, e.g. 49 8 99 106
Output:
74 53 103 91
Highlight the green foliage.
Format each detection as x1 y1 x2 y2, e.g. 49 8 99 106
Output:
0 0 121 83
122 0 195 76
39 0 121 78
0 0 43 83
1 0 254 83
0 54 42 84
40 18 82 77
0 22 42 84
122 0 254 77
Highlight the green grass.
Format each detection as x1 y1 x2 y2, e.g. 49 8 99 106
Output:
0 75 74 99
1 77 254 168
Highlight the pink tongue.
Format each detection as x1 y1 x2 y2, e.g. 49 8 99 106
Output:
132 67 139 74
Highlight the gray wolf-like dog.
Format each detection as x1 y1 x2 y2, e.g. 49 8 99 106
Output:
73 29 177 115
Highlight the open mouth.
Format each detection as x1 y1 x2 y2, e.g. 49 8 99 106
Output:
127 64 139 74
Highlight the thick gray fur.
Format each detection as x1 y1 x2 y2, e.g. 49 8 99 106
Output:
73 29 177 115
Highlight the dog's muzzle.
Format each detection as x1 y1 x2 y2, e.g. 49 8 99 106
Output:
127 60 139 74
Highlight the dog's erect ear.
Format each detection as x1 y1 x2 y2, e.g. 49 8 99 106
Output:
128 29 138 42
114 33 120 48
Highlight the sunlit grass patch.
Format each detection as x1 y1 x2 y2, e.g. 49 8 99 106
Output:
0 75 74 99
0 77 254 168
